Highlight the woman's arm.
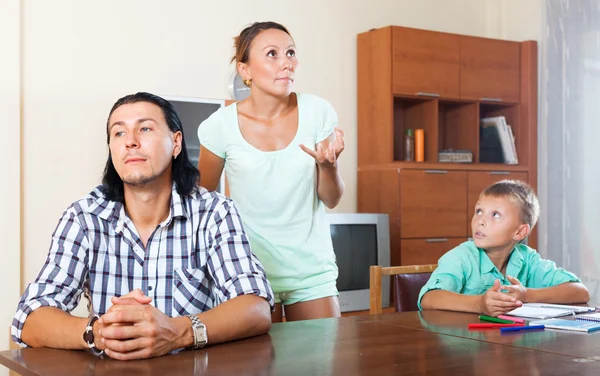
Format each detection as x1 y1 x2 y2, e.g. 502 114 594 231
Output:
301 128 345 209
198 146 225 191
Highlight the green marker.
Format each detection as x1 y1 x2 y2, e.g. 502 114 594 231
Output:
479 315 515 324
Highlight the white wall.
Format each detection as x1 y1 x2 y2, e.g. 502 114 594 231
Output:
487 0 543 42
20 0 491 290
17 0 544 315
0 0 21 367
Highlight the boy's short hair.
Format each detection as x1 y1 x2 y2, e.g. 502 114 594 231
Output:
480 179 540 230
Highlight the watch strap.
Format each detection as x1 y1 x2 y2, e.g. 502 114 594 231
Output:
187 315 207 349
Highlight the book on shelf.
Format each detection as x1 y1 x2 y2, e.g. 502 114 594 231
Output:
479 124 504 163
480 116 518 164
504 303 595 320
529 318 600 333
506 125 518 163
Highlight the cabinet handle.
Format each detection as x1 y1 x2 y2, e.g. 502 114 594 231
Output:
426 238 448 243
424 170 448 174
416 92 440 98
480 97 502 102
490 171 510 175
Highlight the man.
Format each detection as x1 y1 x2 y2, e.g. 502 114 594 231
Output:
12 92 274 360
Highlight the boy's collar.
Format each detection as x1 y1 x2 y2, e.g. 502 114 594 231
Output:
479 245 524 274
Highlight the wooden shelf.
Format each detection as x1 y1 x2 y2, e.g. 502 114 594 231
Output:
393 94 519 107
358 162 529 172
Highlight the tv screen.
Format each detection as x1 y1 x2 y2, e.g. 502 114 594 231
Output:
327 213 390 312
330 224 378 292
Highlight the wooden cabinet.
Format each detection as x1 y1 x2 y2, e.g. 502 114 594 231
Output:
459 36 521 102
401 238 466 265
357 26 538 266
389 27 521 102
392 27 460 98
400 170 467 238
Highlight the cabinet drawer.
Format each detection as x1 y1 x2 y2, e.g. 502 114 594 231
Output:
400 170 467 238
392 27 460 98
459 36 520 102
400 237 467 266
467 171 528 219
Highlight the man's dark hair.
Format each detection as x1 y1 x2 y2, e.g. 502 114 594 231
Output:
101 92 200 202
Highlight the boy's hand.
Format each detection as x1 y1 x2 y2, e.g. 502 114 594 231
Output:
501 275 529 303
479 279 523 316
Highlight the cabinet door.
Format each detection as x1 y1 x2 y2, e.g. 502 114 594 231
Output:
459 36 520 102
467 171 528 220
400 238 467 266
400 170 467 238
392 27 460 98
358 169 401 266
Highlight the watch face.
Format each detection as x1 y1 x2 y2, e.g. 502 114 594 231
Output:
228 72 251 101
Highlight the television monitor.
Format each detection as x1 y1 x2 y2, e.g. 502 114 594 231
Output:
327 213 390 313
163 95 226 194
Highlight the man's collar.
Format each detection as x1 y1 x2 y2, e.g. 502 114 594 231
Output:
87 183 189 224
169 183 188 221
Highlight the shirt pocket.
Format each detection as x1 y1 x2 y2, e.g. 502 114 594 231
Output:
466 274 497 294
172 268 215 316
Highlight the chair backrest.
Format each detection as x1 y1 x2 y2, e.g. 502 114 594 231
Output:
369 264 437 314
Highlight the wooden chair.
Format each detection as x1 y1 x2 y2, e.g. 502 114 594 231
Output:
369 264 437 314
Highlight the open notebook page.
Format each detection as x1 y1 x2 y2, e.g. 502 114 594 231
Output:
505 303 594 320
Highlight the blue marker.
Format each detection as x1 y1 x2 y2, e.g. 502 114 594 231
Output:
500 325 545 333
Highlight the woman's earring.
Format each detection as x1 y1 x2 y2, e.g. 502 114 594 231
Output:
243 78 252 87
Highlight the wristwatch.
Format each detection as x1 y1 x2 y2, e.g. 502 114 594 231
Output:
83 315 104 356
187 315 208 349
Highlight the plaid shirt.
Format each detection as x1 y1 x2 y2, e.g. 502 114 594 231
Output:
12 184 274 347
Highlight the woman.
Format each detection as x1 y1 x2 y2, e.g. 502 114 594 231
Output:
197 21 345 322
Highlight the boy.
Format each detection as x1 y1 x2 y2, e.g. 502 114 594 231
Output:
418 179 589 316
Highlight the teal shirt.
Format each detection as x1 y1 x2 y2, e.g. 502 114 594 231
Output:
418 241 581 310
197 93 338 293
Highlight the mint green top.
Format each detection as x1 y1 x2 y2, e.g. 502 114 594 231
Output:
197 93 338 292
418 241 581 310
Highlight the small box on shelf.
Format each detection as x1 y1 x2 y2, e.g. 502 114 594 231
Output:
438 149 473 163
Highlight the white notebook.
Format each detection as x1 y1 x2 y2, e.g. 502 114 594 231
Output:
505 303 595 320
576 312 600 322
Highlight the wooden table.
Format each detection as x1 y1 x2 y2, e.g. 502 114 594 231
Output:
2 312 600 376
371 310 600 360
